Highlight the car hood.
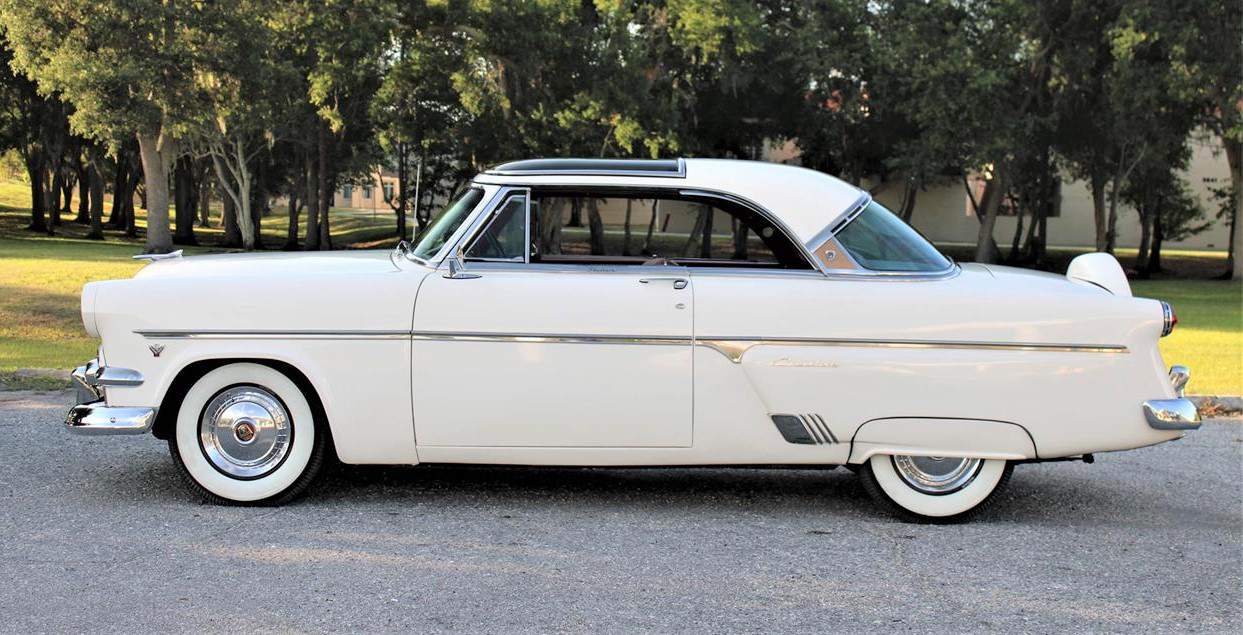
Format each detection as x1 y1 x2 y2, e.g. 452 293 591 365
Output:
132 250 406 280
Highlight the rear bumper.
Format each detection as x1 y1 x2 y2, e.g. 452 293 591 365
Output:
1142 398 1200 431
65 359 154 436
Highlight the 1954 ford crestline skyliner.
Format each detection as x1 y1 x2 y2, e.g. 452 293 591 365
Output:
66 158 1200 521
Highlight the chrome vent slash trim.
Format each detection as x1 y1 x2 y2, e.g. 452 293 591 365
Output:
771 414 838 445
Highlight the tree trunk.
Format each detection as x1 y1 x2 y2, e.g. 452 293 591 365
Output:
973 168 1006 264
136 131 175 253
198 180 212 228
898 177 919 223
173 155 198 246
1008 197 1026 263
1105 176 1122 254
1090 171 1108 252
587 198 605 255
303 145 320 250
86 148 105 240
222 191 241 247
25 154 47 233
1134 207 1153 275
249 163 264 250
108 157 127 228
699 204 714 259
621 199 633 256
393 141 408 241
316 125 332 250
75 160 90 223
732 219 749 260
284 190 301 251
48 167 63 232
1146 212 1165 275
642 200 659 255
1224 139 1241 280
682 206 708 257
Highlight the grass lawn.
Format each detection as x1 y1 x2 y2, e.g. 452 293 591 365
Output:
1131 279 1242 396
0 177 1239 394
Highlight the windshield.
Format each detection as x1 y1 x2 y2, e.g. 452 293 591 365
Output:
411 187 486 260
834 201 952 272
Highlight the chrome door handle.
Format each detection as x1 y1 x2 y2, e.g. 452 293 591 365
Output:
639 277 688 289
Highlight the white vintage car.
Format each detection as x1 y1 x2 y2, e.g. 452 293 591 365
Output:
67 158 1200 521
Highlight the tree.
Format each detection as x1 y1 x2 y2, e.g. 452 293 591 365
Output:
0 0 205 253
1142 0 1243 278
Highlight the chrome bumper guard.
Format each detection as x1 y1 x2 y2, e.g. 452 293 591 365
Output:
66 359 154 435
1143 399 1200 431
1143 365 1199 431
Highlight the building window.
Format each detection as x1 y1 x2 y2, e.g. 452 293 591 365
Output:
383 182 394 201
363 185 373 200
342 184 353 201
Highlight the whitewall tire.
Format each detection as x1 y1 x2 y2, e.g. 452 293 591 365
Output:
860 454 1013 522
169 363 326 505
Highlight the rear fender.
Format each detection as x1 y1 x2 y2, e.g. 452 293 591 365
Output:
848 417 1038 464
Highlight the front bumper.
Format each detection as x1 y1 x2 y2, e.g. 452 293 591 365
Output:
65 359 155 436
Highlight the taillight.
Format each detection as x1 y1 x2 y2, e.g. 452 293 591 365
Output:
1160 301 1177 337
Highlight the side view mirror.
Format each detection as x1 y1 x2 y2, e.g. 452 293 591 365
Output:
444 246 481 280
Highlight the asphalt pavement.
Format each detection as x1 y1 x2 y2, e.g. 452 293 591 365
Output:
1 390 1239 633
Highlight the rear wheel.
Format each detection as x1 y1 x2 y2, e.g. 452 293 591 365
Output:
859 454 1012 522
169 363 325 505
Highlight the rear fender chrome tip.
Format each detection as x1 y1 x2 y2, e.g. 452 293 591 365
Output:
1142 398 1200 431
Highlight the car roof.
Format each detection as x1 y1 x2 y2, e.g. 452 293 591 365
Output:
474 158 864 247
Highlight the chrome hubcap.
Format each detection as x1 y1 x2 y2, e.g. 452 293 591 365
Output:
891 455 982 495
199 386 291 479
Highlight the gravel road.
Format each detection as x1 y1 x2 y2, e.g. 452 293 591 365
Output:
1 391 1239 633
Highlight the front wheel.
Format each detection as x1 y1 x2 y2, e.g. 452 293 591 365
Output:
859 454 1013 522
169 363 326 505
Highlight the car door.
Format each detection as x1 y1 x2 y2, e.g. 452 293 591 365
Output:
410 188 694 448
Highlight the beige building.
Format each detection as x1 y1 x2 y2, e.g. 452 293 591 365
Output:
765 137 1233 252
336 137 1232 252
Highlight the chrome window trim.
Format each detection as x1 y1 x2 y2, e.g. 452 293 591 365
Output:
807 192 960 280
462 188 532 264
675 188 821 273
447 183 821 275
421 185 503 266
485 158 687 179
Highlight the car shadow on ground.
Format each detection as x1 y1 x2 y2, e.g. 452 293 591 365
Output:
98 447 1228 528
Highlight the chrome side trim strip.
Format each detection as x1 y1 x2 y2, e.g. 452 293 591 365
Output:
411 331 690 346
696 337 1129 363
136 330 411 340
135 330 1129 362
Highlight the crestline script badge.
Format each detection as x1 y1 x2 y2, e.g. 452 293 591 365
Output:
771 357 837 368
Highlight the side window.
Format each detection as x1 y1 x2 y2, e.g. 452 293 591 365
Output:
531 193 808 268
465 194 528 261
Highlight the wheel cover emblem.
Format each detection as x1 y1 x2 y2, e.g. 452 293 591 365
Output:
199 386 291 479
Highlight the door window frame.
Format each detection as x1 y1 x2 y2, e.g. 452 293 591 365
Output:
446 184 818 273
